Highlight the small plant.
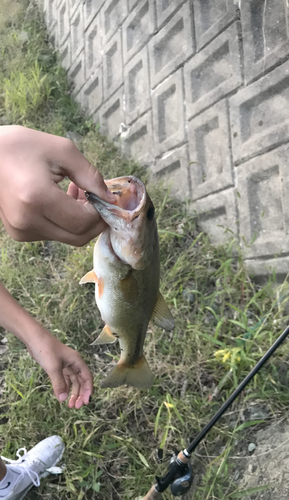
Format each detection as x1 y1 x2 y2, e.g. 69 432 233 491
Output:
155 394 185 450
1 2 289 500
3 61 51 122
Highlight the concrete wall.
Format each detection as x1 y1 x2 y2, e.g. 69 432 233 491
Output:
41 0 289 281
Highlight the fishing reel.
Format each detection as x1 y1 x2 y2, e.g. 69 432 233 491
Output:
168 455 193 496
155 452 193 497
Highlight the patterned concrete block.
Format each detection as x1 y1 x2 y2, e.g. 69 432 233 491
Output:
152 145 190 200
244 256 289 285
100 87 124 139
123 0 155 64
192 188 237 244
230 60 289 165
193 0 238 49
124 46 150 124
44 0 58 32
59 37 71 70
92 109 100 127
48 26 58 49
185 22 242 120
84 15 102 78
101 0 128 42
156 0 186 28
188 100 233 200
58 0 70 46
78 66 103 113
69 0 80 18
84 0 105 30
149 2 194 88
241 0 289 83
237 145 289 260
67 49 85 95
128 0 138 11
152 69 185 156
103 31 123 99
122 111 154 166
70 4 84 62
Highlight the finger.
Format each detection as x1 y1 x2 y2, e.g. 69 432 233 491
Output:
67 183 87 203
75 374 93 409
76 188 87 202
41 213 107 245
1 204 106 246
48 366 70 403
71 361 93 408
0 207 17 238
43 184 107 235
63 367 81 409
67 182 78 199
47 136 116 203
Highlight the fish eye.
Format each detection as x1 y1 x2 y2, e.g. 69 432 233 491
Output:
146 206 155 220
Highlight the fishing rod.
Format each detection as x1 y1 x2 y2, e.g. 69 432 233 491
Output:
142 323 289 499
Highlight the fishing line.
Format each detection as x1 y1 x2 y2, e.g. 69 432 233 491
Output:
142 323 289 499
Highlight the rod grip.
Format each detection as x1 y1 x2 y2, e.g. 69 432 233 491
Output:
141 485 162 500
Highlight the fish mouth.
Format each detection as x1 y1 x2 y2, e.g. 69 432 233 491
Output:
85 176 146 223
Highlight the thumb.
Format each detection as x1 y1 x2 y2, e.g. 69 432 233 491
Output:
49 367 69 402
52 138 116 203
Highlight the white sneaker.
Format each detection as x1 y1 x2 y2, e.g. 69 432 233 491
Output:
0 435 65 500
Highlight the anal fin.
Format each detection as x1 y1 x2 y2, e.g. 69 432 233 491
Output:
79 269 98 284
91 324 117 345
151 291 175 331
101 355 154 389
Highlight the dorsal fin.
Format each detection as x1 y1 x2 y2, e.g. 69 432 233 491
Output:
151 292 175 331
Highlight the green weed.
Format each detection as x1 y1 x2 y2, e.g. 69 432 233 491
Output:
3 61 51 122
0 2 289 500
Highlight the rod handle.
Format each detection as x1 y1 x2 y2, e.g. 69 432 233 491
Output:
141 485 162 500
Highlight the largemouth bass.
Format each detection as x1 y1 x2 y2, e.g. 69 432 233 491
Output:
80 176 174 389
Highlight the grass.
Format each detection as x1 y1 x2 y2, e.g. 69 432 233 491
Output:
1 1 289 499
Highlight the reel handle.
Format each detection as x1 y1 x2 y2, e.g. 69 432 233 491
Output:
142 485 162 500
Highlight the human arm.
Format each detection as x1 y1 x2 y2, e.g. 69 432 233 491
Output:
0 281 92 409
0 126 114 408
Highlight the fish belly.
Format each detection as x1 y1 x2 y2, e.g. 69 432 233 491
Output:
92 231 159 389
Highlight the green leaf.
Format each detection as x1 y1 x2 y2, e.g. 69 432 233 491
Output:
172 404 185 425
234 419 265 432
155 402 163 436
230 484 275 498
137 451 149 468
7 382 24 399
92 482 100 492
201 332 227 348
215 318 225 339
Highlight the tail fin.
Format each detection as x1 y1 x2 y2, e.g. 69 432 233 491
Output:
101 355 154 389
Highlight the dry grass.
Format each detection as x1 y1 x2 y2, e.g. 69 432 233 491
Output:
1 2 289 499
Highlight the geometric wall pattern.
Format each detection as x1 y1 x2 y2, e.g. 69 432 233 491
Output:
40 0 289 281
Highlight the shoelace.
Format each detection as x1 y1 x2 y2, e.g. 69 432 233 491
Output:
1 448 40 487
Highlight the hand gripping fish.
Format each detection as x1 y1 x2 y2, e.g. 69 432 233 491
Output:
80 175 174 389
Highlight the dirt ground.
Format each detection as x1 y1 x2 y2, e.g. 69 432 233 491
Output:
234 419 289 500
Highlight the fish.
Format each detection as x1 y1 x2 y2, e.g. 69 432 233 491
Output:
80 175 174 389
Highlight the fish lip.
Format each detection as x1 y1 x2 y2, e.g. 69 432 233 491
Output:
85 191 122 210
85 176 146 220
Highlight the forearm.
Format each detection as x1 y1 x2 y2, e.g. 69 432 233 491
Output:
0 281 49 348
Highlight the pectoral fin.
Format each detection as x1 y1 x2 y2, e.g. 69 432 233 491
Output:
91 324 117 345
79 269 98 284
151 292 175 331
